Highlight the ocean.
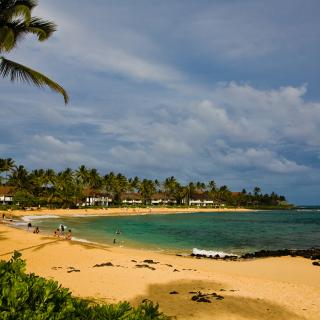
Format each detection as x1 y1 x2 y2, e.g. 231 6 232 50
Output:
19 209 320 256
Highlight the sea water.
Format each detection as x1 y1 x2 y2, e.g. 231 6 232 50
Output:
19 209 320 255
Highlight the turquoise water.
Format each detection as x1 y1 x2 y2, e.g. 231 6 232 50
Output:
21 209 320 255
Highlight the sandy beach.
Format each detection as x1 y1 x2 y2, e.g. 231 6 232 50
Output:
0 221 319 320
0 206 254 218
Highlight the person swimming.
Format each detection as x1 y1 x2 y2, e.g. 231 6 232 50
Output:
116 229 121 235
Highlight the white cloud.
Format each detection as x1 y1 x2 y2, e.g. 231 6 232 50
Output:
97 83 317 176
26 135 102 169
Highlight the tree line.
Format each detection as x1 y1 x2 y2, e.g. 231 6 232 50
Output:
0 158 287 208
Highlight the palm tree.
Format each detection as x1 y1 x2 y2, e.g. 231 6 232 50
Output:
76 165 89 188
138 179 156 205
8 164 29 190
0 0 68 103
0 157 15 185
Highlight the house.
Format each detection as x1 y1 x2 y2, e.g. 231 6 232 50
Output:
188 192 218 207
120 192 142 205
0 186 15 205
150 192 176 205
82 188 112 206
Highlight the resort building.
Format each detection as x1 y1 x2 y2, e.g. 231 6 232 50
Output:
0 186 15 205
151 193 176 205
188 192 218 207
83 189 112 206
120 192 143 205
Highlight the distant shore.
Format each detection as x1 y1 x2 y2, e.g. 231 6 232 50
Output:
0 222 319 320
0 206 255 218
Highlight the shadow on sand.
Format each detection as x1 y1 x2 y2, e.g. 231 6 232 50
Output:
130 279 304 320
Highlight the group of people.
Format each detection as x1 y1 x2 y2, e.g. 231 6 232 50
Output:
53 224 72 240
27 222 39 234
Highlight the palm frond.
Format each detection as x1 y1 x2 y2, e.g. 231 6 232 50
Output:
26 17 56 40
0 56 69 104
0 26 15 51
2 4 32 23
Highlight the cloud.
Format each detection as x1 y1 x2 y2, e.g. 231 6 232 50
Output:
1 0 320 204
96 83 317 179
26 135 102 169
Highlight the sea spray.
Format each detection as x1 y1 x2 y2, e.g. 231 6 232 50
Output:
192 248 238 258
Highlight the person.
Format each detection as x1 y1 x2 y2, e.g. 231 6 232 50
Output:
59 224 65 236
27 222 32 230
2 213 5 219
116 229 121 235
33 227 40 234
66 229 72 240
53 229 60 237
113 238 116 244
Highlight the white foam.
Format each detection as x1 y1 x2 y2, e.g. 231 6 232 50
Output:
21 215 59 222
72 237 97 244
192 248 238 258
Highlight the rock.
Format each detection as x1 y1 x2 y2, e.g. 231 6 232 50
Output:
93 262 113 267
131 260 137 263
197 297 211 303
173 269 180 272
135 264 156 270
67 269 80 273
143 259 159 264
169 291 179 294
312 261 320 266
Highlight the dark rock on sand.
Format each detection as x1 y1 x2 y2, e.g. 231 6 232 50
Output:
191 291 224 303
67 269 80 273
241 248 320 260
169 291 179 294
143 259 159 264
93 262 114 267
135 264 156 270
173 269 180 272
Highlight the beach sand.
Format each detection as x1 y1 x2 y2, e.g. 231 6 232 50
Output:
0 206 254 218
0 222 319 320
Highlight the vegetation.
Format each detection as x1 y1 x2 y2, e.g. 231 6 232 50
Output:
0 251 169 320
0 158 289 209
0 0 68 103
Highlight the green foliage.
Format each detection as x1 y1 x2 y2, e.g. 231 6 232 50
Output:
0 252 170 320
0 0 68 103
12 190 37 207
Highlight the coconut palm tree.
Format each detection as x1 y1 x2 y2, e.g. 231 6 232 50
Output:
0 157 15 185
138 179 156 205
8 164 29 190
0 0 69 103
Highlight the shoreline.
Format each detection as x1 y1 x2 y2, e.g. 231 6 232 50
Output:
0 206 256 218
0 222 319 319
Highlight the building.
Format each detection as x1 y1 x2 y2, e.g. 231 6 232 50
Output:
120 192 142 205
82 188 112 206
188 192 218 207
0 186 15 205
150 192 176 205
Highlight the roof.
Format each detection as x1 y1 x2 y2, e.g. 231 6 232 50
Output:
120 192 142 200
82 188 111 197
0 186 16 196
231 192 241 197
190 192 212 201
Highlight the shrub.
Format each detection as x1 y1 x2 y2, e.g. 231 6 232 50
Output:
0 252 170 320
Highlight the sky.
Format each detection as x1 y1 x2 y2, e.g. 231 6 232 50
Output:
1 0 320 204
